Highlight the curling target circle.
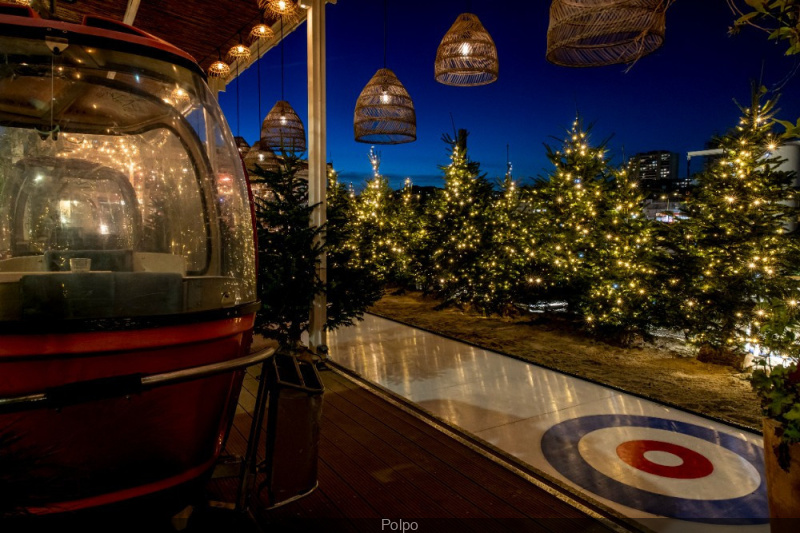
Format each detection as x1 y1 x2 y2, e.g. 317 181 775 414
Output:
541 415 767 524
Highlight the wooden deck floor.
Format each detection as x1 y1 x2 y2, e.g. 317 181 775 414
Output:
206 363 635 533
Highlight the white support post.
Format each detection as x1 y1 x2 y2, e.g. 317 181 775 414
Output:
306 0 327 353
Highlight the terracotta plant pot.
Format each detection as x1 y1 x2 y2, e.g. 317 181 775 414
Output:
763 418 800 526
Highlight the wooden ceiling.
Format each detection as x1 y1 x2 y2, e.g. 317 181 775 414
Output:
38 0 286 73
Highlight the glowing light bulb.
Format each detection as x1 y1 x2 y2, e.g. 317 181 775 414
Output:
280 114 287 125
380 90 391 104
459 42 471 56
278 0 287 11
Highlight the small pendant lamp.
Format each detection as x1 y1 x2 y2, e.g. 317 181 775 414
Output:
244 140 281 173
546 0 672 68
434 12 498 86
353 0 416 144
261 100 306 154
250 15 274 137
234 136 251 155
261 15 306 154
207 50 230 79
259 0 300 21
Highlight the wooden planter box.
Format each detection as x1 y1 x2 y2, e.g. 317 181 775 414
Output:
763 418 800 526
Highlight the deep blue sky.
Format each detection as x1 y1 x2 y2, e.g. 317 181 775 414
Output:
219 1 800 189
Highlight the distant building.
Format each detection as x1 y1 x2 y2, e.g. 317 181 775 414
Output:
630 150 680 182
630 151 688 222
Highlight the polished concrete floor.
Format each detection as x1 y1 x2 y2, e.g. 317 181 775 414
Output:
327 314 768 533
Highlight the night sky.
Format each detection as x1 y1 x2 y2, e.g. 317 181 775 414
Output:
219 1 800 189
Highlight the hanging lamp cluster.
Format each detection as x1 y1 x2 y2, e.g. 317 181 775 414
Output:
546 0 673 68
434 12 498 86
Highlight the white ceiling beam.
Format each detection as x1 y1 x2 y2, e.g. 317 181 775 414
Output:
123 0 141 26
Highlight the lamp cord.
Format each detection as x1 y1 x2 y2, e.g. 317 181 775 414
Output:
280 15 285 101
236 56 240 137
257 38 262 123
383 0 387 68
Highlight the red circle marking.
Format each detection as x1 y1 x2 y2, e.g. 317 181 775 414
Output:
616 440 714 479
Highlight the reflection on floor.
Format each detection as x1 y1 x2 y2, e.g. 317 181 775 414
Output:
327 314 768 533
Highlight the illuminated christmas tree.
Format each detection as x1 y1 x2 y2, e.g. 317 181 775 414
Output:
667 87 800 362
580 164 667 342
350 147 396 281
389 177 424 288
529 118 608 312
421 129 494 306
325 166 384 329
473 169 527 314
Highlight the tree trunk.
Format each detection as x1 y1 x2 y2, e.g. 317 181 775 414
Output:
696 344 752 371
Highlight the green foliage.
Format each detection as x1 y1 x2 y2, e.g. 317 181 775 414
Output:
251 156 324 347
528 118 608 312
666 87 800 353
471 173 528 314
580 165 668 340
751 360 800 468
325 168 384 330
351 173 402 282
420 129 495 307
251 160 382 347
389 178 425 287
730 0 800 55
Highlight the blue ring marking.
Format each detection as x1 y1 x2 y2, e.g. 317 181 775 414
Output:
541 414 767 524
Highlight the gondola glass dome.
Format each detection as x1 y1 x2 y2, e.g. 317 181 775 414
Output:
0 19 257 325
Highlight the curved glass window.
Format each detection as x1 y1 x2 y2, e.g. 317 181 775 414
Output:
0 34 256 324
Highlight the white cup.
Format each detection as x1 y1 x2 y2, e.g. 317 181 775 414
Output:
69 257 91 272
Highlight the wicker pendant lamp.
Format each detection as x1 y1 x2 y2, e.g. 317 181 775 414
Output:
244 140 281 173
354 68 416 144
207 50 230 79
546 0 673 68
261 15 306 154
354 0 416 144
259 0 300 22
234 136 251 155
434 12 498 86
261 100 306 154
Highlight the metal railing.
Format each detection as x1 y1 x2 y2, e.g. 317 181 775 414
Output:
0 346 276 414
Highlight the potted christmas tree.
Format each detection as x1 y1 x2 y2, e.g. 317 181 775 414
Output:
247 155 382 506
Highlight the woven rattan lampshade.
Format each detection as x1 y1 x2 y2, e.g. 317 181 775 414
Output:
250 22 274 42
259 0 300 21
207 59 230 78
234 136 251 155
434 13 498 87
261 100 306 154
546 0 671 67
243 140 281 173
354 68 416 145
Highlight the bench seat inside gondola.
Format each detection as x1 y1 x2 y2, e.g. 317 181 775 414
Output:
0 252 191 320
20 272 184 319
